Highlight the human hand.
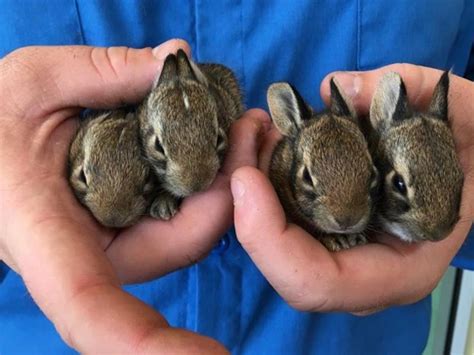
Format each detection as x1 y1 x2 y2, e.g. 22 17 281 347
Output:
0 40 266 353
232 64 473 314
106 106 269 283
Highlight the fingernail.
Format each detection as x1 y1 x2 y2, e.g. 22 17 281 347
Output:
333 73 362 98
231 177 245 206
152 43 172 60
152 39 190 60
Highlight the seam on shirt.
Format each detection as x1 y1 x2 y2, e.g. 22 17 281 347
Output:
445 0 467 73
356 0 361 70
189 265 197 332
193 0 200 61
73 0 86 44
239 0 246 102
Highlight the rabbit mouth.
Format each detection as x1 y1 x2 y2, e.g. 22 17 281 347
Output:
318 217 368 235
379 218 419 242
323 225 366 235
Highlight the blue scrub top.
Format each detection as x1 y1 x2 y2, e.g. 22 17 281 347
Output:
0 1 473 354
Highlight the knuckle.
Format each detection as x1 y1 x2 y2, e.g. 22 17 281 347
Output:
0 46 49 116
3 46 40 63
286 291 329 312
168 38 191 54
90 46 129 82
281 275 332 312
0 46 41 82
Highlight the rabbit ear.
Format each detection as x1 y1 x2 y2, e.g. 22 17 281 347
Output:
176 49 209 86
153 54 178 88
330 78 357 120
428 71 449 121
267 82 311 137
370 72 410 132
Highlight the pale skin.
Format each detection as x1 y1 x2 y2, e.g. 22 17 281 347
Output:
1 39 472 353
0 39 270 353
232 63 474 314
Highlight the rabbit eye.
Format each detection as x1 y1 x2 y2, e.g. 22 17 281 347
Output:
79 168 88 187
303 167 313 187
392 173 407 195
154 137 165 155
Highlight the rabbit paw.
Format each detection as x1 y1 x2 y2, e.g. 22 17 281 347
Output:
319 234 368 252
149 193 181 220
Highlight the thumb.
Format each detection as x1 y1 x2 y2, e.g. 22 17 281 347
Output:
320 64 449 115
231 166 288 256
0 39 190 118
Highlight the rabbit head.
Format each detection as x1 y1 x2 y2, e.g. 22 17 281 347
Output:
69 111 154 227
139 50 227 197
369 71 463 242
268 80 378 234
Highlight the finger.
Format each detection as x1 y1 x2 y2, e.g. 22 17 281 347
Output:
106 109 270 283
0 39 191 119
320 64 474 118
7 190 226 353
258 127 281 173
231 167 469 313
231 167 342 310
222 108 271 175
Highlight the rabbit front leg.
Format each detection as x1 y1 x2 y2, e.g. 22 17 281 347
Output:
149 190 182 220
319 233 368 252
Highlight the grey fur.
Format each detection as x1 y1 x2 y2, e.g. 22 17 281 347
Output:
369 71 463 242
138 50 243 220
69 110 154 228
69 52 243 226
268 81 377 252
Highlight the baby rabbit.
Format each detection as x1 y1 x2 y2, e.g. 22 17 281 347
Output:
69 110 154 228
369 71 463 242
267 80 378 251
138 49 243 220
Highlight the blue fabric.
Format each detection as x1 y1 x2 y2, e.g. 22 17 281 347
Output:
0 1 473 354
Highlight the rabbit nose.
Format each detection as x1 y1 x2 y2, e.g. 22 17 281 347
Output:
334 215 364 231
335 216 355 230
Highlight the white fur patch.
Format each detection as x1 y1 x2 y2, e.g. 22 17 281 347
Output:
189 59 209 86
182 91 190 110
384 220 415 242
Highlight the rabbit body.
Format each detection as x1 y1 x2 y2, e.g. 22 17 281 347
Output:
69 50 243 226
267 81 378 251
69 110 154 228
369 71 463 242
138 50 243 220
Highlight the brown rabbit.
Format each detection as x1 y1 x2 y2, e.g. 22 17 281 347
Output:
138 49 243 220
267 80 378 251
69 110 155 228
369 71 463 242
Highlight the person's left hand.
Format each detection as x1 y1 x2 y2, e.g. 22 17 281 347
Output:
0 41 267 353
106 106 269 283
231 64 474 314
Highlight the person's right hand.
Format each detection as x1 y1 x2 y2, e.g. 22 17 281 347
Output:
0 40 266 353
232 64 474 314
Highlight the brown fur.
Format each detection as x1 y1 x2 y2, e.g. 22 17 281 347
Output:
268 81 377 251
138 50 243 220
69 110 153 227
369 71 463 242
